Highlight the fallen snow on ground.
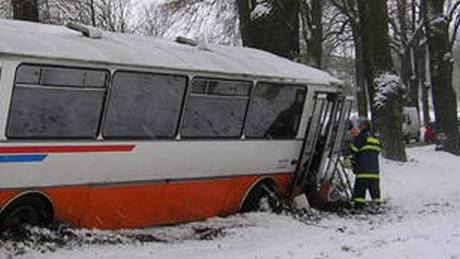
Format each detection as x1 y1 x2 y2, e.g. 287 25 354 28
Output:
2 146 460 259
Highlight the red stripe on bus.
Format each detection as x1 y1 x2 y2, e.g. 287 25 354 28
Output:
0 145 135 154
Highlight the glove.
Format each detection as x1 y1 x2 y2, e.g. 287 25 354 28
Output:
343 156 353 169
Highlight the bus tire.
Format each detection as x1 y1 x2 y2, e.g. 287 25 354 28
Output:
240 179 279 213
0 193 54 231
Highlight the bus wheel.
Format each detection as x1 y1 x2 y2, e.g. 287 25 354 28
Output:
0 194 53 231
241 180 280 213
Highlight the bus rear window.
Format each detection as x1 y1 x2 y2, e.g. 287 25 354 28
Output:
245 83 306 139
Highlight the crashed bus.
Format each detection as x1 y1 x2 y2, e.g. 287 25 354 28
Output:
0 20 352 230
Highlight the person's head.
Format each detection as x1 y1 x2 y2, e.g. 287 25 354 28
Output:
357 117 371 131
351 128 360 138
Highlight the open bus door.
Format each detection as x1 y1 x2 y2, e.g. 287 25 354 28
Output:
289 93 353 207
317 96 354 203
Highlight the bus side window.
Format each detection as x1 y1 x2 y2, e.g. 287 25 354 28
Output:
245 83 306 139
103 71 187 139
16 65 40 84
7 65 108 139
181 77 251 138
41 67 106 88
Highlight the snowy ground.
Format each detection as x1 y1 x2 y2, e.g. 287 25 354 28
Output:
1 146 459 259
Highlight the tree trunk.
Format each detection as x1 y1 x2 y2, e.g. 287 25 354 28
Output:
406 48 421 108
398 0 412 105
90 0 96 27
420 45 431 125
351 23 368 117
398 0 419 109
423 0 460 154
330 0 368 116
358 0 407 161
236 0 300 59
12 0 39 22
406 0 421 109
308 0 323 68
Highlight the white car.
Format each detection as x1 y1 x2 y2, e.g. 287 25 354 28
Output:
402 107 421 143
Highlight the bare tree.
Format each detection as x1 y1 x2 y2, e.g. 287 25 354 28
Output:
41 0 133 32
138 0 240 46
0 0 12 19
237 0 300 59
330 0 369 117
358 0 407 161
419 42 432 125
300 0 323 68
422 0 460 154
137 1 171 37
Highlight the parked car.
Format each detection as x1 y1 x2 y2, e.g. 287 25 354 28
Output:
402 107 421 143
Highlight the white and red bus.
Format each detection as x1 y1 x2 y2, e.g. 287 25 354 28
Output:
0 20 350 230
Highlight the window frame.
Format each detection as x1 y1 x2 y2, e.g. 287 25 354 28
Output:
180 77 253 139
101 70 189 140
6 63 110 140
15 64 109 89
190 77 252 97
243 81 308 140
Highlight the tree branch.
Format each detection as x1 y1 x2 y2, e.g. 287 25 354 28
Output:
450 10 460 46
446 0 460 22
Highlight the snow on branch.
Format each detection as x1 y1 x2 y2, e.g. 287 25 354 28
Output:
430 16 447 27
451 10 460 46
443 52 454 63
250 0 272 20
373 72 406 109
446 0 460 22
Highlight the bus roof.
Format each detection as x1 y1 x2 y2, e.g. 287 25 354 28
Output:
0 19 339 85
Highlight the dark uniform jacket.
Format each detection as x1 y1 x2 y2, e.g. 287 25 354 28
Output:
350 129 381 175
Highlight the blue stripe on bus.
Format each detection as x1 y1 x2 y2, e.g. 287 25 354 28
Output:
0 155 48 163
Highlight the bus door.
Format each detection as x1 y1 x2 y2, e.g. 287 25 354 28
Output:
318 96 354 199
289 92 338 195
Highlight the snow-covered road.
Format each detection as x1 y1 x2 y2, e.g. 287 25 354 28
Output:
2 146 460 259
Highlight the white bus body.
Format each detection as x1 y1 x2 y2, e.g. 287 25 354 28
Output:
0 20 344 229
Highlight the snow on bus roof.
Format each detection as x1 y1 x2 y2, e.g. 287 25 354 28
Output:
0 19 339 85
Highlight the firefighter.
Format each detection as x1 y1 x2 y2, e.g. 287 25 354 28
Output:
349 118 382 208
